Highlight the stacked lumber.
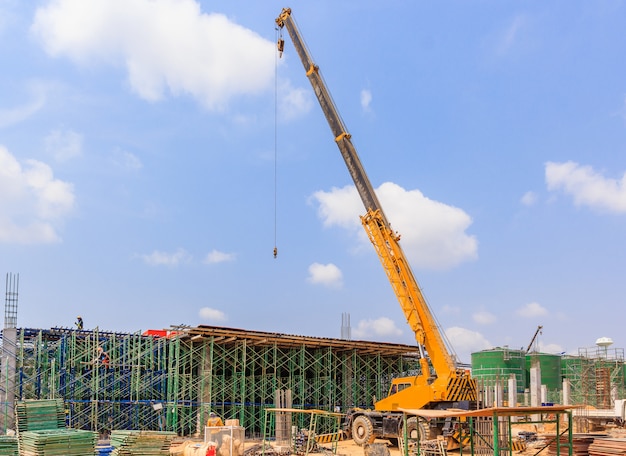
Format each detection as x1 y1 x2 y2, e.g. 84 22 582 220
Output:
0 435 18 456
589 438 626 456
547 434 595 456
18 428 98 456
109 430 177 455
15 399 65 432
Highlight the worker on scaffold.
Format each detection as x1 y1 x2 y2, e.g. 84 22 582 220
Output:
93 346 110 368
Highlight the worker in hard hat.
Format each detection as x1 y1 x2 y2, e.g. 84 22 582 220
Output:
93 346 110 368
75 316 83 330
206 412 223 427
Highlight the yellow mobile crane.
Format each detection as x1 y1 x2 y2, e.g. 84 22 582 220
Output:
275 8 477 446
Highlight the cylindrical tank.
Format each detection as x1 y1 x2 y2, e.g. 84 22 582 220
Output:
471 348 526 393
526 353 562 391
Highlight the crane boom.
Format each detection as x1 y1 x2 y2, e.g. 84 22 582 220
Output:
276 9 385 223
526 325 543 353
276 8 476 414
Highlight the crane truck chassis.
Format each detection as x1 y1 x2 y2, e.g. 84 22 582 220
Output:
275 7 478 447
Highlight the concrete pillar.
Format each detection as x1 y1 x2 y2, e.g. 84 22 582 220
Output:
0 328 17 433
541 385 548 405
508 375 517 407
485 383 494 407
562 379 571 405
494 381 503 407
529 360 542 421
508 375 518 423
529 362 542 407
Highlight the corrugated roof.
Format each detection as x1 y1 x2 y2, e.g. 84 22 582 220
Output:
179 324 421 357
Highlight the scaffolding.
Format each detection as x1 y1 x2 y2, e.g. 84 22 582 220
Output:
1 273 19 432
400 406 575 456
562 345 625 408
0 325 422 438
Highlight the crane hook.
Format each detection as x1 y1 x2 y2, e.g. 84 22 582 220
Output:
277 38 285 58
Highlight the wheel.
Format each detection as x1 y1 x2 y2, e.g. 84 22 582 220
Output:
351 415 376 446
405 416 425 440
400 417 426 453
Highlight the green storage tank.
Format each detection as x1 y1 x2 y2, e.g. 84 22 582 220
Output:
471 348 526 392
526 353 562 391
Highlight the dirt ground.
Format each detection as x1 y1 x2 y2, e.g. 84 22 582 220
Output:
172 424 626 456
326 439 400 456
171 438 399 456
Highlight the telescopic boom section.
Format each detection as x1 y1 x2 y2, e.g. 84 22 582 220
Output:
275 8 384 222
276 8 472 400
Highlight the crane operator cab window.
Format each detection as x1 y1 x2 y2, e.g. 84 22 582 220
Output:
389 381 412 395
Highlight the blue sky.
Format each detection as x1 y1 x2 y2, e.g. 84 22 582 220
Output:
1 0 626 364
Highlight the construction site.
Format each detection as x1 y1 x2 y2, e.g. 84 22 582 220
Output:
1 276 625 442
0 305 425 438
1 6 625 456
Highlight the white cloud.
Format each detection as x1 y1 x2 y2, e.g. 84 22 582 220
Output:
306 262 343 288
360 89 372 112
111 148 142 171
139 248 191 266
472 310 496 325
311 182 478 269
277 79 312 121
204 249 236 264
520 191 537 207
199 306 227 322
445 326 492 364
0 146 75 244
516 301 548 318
31 0 276 110
537 341 564 355
352 317 403 341
44 128 83 161
0 83 46 127
441 305 461 316
545 161 626 213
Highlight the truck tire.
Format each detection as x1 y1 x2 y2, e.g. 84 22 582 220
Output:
400 417 426 452
352 415 376 446
405 417 426 440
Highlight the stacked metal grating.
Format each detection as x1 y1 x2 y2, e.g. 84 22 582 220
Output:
15 399 65 432
109 430 177 455
15 399 97 456
0 436 18 456
18 428 98 456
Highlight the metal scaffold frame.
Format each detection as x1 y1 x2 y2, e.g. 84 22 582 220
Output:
0 325 422 438
563 346 625 408
196 327 422 438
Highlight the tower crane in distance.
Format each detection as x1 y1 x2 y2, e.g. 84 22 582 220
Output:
275 7 477 447
526 325 543 353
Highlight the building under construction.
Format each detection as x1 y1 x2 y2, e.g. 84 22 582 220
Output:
0 324 422 437
2 274 625 440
